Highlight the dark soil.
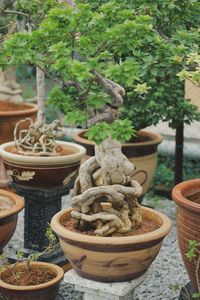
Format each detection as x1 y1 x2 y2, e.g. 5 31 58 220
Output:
5 145 75 156
187 191 200 204
0 101 31 112
1 265 56 286
62 216 160 237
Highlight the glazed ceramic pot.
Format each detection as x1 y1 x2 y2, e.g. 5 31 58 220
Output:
0 141 86 189
51 205 171 283
0 101 37 144
0 189 24 252
73 130 163 195
172 179 200 292
0 262 64 300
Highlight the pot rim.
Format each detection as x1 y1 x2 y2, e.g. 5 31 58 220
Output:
0 103 38 117
51 206 172 245
73 129 163 147
0 189 24 219
172 179 200 212
0 262 64 291
0 141 86 166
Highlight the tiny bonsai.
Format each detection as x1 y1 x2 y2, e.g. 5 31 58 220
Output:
0 227 64 300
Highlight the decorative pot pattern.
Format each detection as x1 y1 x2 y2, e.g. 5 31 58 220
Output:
0 102 37 144
0 189 24 252
0 141 86 189
172 179 200 292
51 206 171 283
73 130 163 195
0 262 64 300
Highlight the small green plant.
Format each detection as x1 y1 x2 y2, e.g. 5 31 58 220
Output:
0 226 59 283
186 240 200 298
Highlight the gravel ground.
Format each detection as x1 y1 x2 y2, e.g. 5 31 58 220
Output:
3 194 188 300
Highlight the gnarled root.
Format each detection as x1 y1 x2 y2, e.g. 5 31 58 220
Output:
14 119 64 156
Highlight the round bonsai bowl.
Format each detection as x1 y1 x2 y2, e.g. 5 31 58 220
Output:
51 206 171 283
172 179 200 292
0 141 86 189
73 130 163 195
0 101 38 144
0 262 64 300
0 189 24 252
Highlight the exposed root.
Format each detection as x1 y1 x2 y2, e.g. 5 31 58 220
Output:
71 138 143 236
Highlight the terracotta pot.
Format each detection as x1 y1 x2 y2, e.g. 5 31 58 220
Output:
0 141 86 189
172 179 200 292
185 79 200 112
73 130 163 195
0 262 64 300
0 101 38 144
0 189 24 252
51 205 171 283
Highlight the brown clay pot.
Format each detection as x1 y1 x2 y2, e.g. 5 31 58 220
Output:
0 189 24 252
0 262 64 300
172 179 200 292
0 141 86 189
51 205 171 283
73 130 163 195
0 101 38 144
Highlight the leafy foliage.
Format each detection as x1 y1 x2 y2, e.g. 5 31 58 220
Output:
0 0 199 142
177 52 200 86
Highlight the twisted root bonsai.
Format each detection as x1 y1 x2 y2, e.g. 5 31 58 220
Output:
71 138 143 236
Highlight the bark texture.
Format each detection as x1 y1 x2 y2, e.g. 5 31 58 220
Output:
71 139 143 236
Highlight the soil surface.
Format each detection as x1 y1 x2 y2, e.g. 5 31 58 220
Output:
188 191 200 204
0 101 31 112
62 216 160 237
1 265 56 286
0 195 14 212
6 145 75 157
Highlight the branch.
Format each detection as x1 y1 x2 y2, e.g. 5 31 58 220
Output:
35 67 45 128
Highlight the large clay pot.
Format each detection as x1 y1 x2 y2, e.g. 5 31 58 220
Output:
0 141 86 189
0 189 24 252
0 101 38 144
73 130 163 195
0 262 64 300
51 205 171 283
172 179 200 292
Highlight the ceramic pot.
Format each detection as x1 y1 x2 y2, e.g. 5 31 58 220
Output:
0 262 64 300
51 205 171 283
0 189 24 252
185 79 200 112
0 141 86 189
73 130 163 195
172 179 200 292
0 101 38 144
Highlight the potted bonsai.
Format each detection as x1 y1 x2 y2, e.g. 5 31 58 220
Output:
0 188 24 252
51 135 172 282
172 179 200 296
0 1 37 145
0 0 165 195
0 228 64 300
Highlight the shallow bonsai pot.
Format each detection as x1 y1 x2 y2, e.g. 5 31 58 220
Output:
73 130 163 195
0 141 86 189
0 262 64 300
172 179 200 292
0 101 38 144
0 189 24 252
51 205 171 283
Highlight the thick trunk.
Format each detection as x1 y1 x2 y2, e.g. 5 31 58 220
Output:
35 67 46 128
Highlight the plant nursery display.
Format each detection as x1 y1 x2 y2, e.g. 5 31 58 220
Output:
0 189 24 252
172 179 200 295
51 138 172 282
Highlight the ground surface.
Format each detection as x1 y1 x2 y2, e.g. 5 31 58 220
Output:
3 194 188 300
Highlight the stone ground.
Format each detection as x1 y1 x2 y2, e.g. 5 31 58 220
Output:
3 195 188 300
